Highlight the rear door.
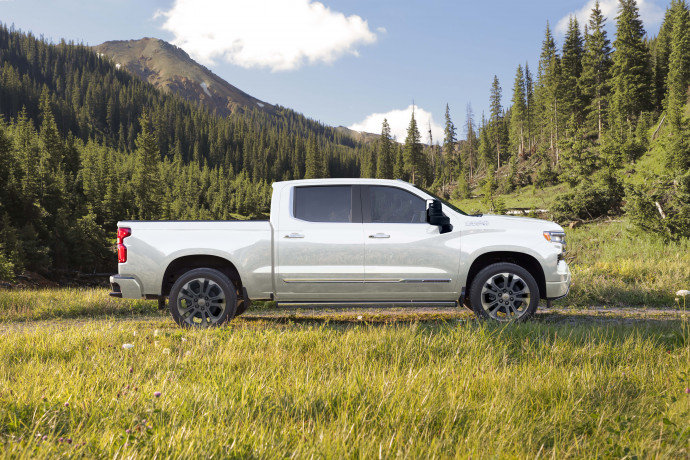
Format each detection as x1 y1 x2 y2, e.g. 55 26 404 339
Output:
275 185 365 301
361 185 460 300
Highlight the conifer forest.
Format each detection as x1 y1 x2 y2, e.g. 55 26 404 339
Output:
0 0 689 278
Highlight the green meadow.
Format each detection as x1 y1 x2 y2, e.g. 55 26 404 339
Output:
0 220 689 458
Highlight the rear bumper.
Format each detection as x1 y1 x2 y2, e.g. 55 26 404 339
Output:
545 260 571 299
109 275 143 299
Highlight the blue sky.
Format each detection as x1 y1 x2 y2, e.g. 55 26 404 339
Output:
0 0 669 142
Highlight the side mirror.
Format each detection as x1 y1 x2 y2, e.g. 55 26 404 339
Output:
427 200 452 234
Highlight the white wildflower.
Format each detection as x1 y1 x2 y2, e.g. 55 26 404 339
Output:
122 344 134 349
162 348 170 354
676 290 690 297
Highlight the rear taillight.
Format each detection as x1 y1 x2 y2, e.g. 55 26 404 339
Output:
117 227 131 263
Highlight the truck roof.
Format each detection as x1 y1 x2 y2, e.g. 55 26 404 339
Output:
272 178 414 190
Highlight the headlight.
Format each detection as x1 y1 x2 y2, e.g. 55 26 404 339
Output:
543 231 566 259
543 231 566 245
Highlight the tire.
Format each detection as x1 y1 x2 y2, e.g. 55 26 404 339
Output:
469 262 539 322
169 268 237 328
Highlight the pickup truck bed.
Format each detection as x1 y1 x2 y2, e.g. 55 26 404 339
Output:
112 220 273 300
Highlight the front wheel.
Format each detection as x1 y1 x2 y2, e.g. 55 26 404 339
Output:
469 262 539 322
169 268 237 328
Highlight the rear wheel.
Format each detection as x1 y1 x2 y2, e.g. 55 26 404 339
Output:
469 262 539 322
169 268 237 328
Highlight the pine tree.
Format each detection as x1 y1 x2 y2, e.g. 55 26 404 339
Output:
0 120 18 219
464 104 477 178
664 0 690 132
360 145 376 178
15 107 41 211
478 113 494 170
510 65 527 158
651 2 680 111
581 1 613 139
442 104 457 188
132 110 162 219
664 0 690 171
489 75 505 169
403 109 423 185
535 22 562 160
611 0 653 134
524 63 535 152
376 118 394 178
561 16 585 124
38 88 63 172
304 135 324 179
394 143 405 179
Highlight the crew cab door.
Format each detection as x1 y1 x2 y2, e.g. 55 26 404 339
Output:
361 185 460 300
275 185 364 301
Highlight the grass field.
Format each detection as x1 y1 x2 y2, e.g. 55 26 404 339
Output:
1 219 689 458
0 314 688 458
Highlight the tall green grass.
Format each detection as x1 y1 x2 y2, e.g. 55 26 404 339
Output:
564 220 690 307
0 319 688 458
0 288 159 323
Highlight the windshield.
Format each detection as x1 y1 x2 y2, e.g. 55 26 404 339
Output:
415 186 468 216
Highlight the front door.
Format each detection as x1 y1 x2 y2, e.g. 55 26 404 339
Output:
361 185 460 300
276 185 364 301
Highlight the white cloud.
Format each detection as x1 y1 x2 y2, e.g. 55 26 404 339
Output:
348 105 444 145
556 0 665 36
155 0 379 71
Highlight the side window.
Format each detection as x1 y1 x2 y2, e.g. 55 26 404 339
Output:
369 186 426 223
293 186 353 223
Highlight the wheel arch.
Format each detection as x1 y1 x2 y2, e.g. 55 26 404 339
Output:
465 251 546 300
161 255 243 297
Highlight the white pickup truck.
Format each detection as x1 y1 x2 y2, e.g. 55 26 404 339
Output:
110 179 570 326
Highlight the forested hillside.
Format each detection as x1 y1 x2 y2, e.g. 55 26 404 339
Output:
0 23 380 277
0 0 689 280
360 0 689 240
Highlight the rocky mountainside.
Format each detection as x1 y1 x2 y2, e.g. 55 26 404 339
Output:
93 38 274 116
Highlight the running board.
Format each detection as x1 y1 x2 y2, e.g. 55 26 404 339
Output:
275 301 458 309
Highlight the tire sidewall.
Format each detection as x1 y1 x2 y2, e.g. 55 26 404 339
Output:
469 262 540 322
169 268 237 327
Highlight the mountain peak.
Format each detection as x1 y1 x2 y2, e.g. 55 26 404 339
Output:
93 38 273 116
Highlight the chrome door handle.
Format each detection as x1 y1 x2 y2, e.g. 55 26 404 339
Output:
369 233 390 239
284 233 305 239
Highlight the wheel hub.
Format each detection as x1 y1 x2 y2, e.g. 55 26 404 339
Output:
479 272 531 321
176 278 226 327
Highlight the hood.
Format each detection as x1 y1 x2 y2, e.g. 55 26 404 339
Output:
462 214 564 232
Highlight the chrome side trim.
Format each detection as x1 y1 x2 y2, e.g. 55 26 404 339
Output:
399 278 451 284
282 279 365 283
276 301 458 308
282 278 452 284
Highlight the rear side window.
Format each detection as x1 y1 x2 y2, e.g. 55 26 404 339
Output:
293 186 353 223
369 186 426 223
